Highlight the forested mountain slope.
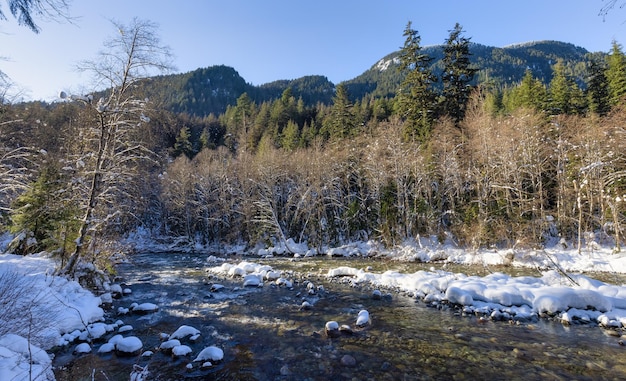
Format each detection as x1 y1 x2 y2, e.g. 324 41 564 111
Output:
141 40 598 117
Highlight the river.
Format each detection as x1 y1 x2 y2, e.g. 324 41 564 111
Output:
53 252 626 380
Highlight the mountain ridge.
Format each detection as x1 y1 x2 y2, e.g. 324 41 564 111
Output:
142 40 600 117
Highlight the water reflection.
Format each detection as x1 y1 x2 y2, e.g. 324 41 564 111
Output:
54 252 626 380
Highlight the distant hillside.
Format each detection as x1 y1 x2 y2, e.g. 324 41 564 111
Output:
344 40 598 100
141 40 603 117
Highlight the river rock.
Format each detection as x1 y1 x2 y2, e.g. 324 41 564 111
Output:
372 289 382 300
341 354 356 367
74 342 91 354
115 336 143 356
194 346 224 362
325 321 340 338
131 302 159 314
172 345 193 357
170 325 201 341
356 310 370 327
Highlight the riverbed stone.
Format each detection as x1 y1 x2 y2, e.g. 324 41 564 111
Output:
341 354 356 367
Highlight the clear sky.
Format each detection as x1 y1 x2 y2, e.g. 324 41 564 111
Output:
1 0 625 101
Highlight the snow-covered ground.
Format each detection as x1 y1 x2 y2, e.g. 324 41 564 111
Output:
2 234 626 380
0 253 104 381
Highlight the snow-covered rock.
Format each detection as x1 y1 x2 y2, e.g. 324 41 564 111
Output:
193 346 224 362
115 336 143 356
159 339 181 351
325 321 340 337
172 345 192 357
74 342 91 354
131 302 159 313
356 310 370 327
170 325 201 340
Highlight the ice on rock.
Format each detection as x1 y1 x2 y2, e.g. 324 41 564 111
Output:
193 346 224 362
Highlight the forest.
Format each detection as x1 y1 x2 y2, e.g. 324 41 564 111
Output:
1 19 626 276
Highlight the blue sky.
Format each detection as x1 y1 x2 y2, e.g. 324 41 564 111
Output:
1 0 624 101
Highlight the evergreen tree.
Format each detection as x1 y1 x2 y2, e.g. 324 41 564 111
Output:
606 40 626 107
548 60 583 115
281 119 300 151
502 69 547 112
586 56 611 115
441 23 478 125
323 83 357 140
173 126 195 158
396 21 438 142
9 166 78 255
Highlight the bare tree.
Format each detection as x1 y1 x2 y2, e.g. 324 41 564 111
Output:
0 0 71 33
600 0 626 19
59 18 174 276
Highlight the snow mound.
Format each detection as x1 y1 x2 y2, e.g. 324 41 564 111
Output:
193 346 224 362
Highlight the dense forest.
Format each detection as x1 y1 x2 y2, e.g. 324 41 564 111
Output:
1 19 625 276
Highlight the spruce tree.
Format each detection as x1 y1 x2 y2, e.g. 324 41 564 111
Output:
606 40 626 107
441 23 477 125
323 83 357 140
173 126 194 158
586 56 610 115
396 21 437 142
548 60 583 115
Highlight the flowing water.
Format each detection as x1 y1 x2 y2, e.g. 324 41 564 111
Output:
53 252 626 380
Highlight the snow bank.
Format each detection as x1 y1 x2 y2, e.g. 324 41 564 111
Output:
327 264 626 328
0 334 54 381
0 253 105 381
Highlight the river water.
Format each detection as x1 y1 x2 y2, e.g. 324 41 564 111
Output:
53 252 626 380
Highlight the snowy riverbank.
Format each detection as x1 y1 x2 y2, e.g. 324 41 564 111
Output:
2 236 626 380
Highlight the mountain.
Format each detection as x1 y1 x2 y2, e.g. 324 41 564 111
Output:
142 40 602 117
344 40 597 100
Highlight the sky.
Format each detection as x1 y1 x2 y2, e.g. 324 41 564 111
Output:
1 0 625 101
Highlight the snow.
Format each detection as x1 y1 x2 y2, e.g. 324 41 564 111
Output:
0 253 104 381
0 334 54 381
193 346 224 362
356 310 370 327
170 325 201 340
115 336 143 354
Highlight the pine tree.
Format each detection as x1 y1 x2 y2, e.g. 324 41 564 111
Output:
502 69 547 112
396 21 437 142
323 83 357 140
606 40 626 107
281 120 300 151
586 56 611 115
548 60 583 115
173 126 195 158
441 23 477 125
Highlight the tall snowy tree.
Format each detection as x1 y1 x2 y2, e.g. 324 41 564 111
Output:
396 21 437 142
440 23 477 125
59 18 174 276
